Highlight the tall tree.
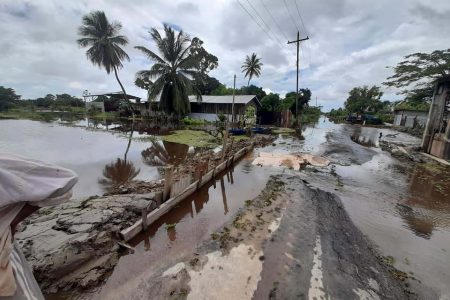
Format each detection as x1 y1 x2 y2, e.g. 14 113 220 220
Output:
0 86 20 111
77 11 133 115
280 88 311 115
261 93 280 112
344 86 383 113
135 25 202 116
241 53 263 86
383 49 450 95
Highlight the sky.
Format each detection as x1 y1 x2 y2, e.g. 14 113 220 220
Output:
1 0 450 111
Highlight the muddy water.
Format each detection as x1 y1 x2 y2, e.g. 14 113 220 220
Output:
326 126 450 297
89 152 278 299
0 119 190 199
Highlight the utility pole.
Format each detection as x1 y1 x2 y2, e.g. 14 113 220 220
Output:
288 31 309 127
231 74 236 124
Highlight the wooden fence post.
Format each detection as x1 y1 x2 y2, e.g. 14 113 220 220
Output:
142 207 148 231
163 166 174 201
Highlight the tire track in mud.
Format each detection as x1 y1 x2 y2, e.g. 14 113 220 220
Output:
113 174 434 299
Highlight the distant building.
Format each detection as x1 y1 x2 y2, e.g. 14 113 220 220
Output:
188 95 261 122
83 92 142 113
393 109 429 128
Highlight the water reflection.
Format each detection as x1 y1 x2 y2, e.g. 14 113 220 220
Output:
350 126 377 147
99 127 140 189
99 158 140 188
398 164 450 238
131 169 234 247
141 139 190 166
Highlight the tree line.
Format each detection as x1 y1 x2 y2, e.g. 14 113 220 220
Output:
329 49 450 119
0 87 84 112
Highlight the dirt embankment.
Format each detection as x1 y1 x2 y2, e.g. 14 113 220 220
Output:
15 135 275 295
126 175 431 300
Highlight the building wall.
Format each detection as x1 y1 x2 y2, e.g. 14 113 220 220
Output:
85 102 105 113
394 110 428 128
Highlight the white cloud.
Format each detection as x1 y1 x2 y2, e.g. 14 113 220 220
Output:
1 0 450 111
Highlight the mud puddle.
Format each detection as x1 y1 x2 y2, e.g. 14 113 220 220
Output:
309 123 450 298
81 152 278 299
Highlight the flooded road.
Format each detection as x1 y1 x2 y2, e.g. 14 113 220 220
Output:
310 121 450 297
0 119 189 199
4 116 450 298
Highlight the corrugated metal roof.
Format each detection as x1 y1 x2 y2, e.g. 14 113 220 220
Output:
188 95 260 106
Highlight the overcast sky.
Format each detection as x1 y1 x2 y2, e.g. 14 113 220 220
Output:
1 0 450 111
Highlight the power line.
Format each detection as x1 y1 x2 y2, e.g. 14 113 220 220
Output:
293 0 308 36
283 0 300 33
260 0 289 41
236 0 279 46
245 0 280 44
244 0 285 47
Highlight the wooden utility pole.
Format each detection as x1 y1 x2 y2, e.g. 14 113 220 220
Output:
231 74 236 124
288 32 309 126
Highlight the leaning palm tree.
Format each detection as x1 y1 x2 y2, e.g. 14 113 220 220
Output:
77 11 133 116
242 53 263 86
135 25 200 116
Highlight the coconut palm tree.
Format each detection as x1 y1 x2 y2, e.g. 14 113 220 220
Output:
135 25 201 116
77 11 133 116
241 53 263 86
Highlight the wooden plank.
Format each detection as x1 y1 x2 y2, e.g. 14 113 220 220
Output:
120 142 256 242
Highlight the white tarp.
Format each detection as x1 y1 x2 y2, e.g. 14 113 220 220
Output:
252 152 330 170
0 153 78 298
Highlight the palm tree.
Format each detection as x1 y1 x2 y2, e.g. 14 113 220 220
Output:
77 11 133 116
241 53 263 86
135 25 200 116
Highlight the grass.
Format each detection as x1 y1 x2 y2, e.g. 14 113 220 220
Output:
272 127 296 134
0 110 62 122
160 129 219 148
232 135 250 141
88 111 119 120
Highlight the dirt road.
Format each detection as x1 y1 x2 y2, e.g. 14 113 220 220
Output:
43 118 450 299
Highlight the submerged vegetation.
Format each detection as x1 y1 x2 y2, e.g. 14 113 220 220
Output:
159 129 218 148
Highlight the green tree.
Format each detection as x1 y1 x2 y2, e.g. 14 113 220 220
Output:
242 53 262 86
280 88 311 114
211 84 234 96
261 93 280 112
77 11 133 115
0 86 20 111
384 49 450 95
135 25 202 116
239 85 266 99
194 74 221 95
344 86 383 113
189 37 218 74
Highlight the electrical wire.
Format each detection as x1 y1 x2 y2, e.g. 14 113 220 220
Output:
245 0 284 46
260 0 289 41
283 0 300 33
293 0 308 36
236 0 279 46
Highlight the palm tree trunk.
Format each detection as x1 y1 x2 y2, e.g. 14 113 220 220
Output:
247 77 251 87
124 123 134 162
114 66 135 118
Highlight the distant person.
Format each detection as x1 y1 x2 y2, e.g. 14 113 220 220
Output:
0 153 78 299
379 132 383 140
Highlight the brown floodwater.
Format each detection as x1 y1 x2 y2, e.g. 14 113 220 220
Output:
0 119 195 199
88 151 278 299
328 125 450 297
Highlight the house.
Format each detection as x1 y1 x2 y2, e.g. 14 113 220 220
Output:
422 76 450 160
393 108 429 128
188 95 261 122
83 92 142 112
